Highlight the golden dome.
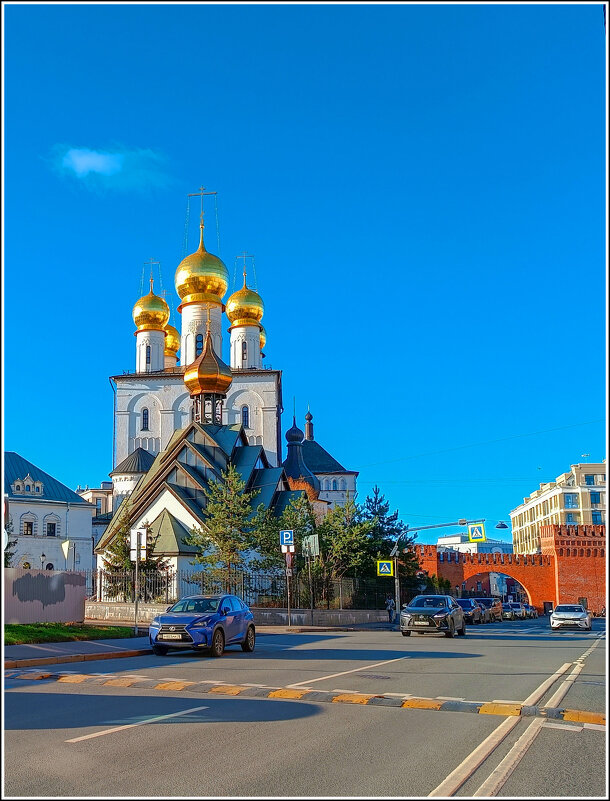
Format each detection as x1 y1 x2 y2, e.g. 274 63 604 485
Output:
133 279 170 332
175 221 229 306
226 274 264 329
259 324 266 350
184 329 233 396
164 323 180 355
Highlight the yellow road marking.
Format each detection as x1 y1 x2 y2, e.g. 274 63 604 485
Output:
478 702 522 717
57 674 90 683
268 689 310 699
153 681 196 691
562 709 606 725
402 698 444 710
207 685 248 695
103 677 146 687
332 693 375 704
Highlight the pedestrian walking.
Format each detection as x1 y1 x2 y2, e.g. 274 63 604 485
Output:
385 594 396 623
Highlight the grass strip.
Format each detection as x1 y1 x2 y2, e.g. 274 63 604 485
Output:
4 622 136 645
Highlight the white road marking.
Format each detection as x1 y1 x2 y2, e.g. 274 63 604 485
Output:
436 696 464 701
471 641 603 798
66 705 209 743
583 723 606 731
427 661 573 797
542 722 582 732
285 655 411 688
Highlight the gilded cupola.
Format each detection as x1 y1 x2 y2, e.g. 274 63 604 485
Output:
184 328 233 397
174 218 229 307
226 272 264 330
132 279 170 332
164 323 180 356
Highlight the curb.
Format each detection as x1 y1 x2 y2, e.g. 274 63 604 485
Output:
4 649 152 669
5 669 606 726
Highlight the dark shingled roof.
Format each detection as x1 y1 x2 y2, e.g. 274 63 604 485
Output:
4 452 91 505
110 448 156 476
301 440 354 474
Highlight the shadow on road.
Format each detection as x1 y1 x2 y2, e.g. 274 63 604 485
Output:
3 691 322 731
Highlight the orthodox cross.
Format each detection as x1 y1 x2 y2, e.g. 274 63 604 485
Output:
187 185 217 222
237 250 254 283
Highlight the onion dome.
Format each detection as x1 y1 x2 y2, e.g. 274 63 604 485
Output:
175 219 229 306
259 324 266 351
184 329 233 397
164 323 180 356
132 279 170 332
305 410 313 422
226 273 264 330
282 416 320 493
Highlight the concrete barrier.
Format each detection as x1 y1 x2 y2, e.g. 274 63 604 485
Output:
85 601 387 627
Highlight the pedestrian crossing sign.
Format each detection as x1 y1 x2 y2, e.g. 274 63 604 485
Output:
468 523 486 543
377 560 394 577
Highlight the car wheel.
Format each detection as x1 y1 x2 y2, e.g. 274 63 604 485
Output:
458 621 466 636
152 644 168 656
401 631 411 637
444 620 455 638
241 626 256 652
211 628 225 658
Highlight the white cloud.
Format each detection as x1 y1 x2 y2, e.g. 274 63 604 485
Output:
51 145 171 191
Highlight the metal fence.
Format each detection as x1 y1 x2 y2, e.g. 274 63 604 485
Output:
84 568 403 610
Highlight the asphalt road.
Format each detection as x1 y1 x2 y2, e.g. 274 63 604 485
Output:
4 618 607 798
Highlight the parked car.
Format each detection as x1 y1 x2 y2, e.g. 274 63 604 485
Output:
456 598 485 624
523 604 539 619
502 603 515 620
474 597 503 622
148 594 256 657
400 595 466 638
509 602 527 620
550 604 593 631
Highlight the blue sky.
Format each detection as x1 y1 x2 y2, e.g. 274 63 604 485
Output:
3 3 606 544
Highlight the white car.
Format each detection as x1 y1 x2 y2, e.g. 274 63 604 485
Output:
550 604 593 631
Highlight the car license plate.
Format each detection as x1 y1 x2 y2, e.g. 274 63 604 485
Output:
160 633 181 639
413 621 428 626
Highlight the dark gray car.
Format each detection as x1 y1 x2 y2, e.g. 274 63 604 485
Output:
400 594 466 638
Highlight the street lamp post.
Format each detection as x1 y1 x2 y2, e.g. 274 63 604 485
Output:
40 553 46 570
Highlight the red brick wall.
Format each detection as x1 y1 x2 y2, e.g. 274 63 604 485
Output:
415 524 606 613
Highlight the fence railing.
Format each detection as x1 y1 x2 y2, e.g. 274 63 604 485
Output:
84 568 407 610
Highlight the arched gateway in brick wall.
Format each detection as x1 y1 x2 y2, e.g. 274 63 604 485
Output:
415 524 606 614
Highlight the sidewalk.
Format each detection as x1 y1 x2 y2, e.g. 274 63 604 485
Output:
4 620 399 669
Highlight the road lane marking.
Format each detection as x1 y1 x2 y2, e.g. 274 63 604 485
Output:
65 705 209 742
471 641 604 797
427 661 573 797
285 655 411 688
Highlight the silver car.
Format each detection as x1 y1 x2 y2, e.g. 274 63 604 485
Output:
550 604 593 631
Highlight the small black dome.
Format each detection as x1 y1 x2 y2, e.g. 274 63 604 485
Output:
286 417 304 444
305 410 313 422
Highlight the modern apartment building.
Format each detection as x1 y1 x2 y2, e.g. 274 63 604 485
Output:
510 461 606 554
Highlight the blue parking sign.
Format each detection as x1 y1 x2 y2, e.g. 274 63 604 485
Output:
280 529 294 546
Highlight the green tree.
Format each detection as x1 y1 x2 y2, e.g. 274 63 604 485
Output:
316 498 375 580
4 516 18 567
247 493 316 572
185 464 260 571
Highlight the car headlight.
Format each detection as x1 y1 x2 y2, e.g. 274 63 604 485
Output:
433 611 448 619
150 617 160 627
401 614 411 621
191 618 213 628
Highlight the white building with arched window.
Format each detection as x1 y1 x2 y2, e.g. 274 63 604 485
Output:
4 452 95 571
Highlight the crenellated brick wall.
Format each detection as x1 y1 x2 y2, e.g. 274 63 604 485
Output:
415 524 606 613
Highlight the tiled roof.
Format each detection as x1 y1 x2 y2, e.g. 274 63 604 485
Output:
110 448 156 476
301 440 353 474
4 452 91 505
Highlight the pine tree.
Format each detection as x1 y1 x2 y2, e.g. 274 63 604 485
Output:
316 497 374 580
247 493 316 572
185 464 260 571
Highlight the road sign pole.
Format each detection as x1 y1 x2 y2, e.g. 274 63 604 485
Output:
394 554 400 626
134 530 140 636
308 555 314 626
286 568 291 627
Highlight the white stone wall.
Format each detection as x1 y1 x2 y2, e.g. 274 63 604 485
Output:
135 330 165 373
113 369 281 468
111 474 143 512
7 499 95 572
230 325 262 369
180 303 222 365
316 473 358 508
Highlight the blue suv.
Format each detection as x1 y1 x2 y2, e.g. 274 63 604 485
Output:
149 594 256 658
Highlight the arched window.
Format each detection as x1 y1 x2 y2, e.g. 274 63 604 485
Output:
579 548 584 557
340 479 347 491
242 405 250 428
586 549 591 557
558 548 564 556
25 485 31 492
242 341 247 362
15 484 20 491
196 334 204 357
332 480 338 491
145 345 151 365
142 408 149 431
